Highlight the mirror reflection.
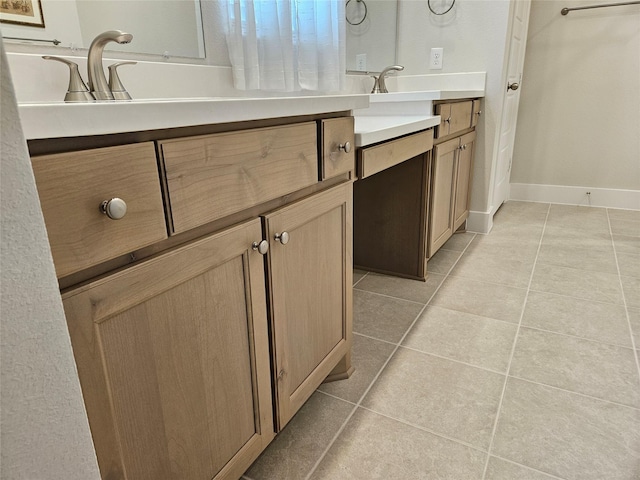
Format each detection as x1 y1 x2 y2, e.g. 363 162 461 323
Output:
346 0 397 72
2 0 397 71
1 0 206 59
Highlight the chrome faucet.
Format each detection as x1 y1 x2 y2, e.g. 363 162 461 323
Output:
87 30 133 100
371 65 404 93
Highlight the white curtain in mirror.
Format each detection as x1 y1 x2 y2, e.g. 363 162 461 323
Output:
224 0 346 92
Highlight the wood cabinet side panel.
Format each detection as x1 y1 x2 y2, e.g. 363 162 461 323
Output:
160 123 319 234
32 142 167 278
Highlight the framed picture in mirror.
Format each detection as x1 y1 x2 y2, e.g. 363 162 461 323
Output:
1 0 45 28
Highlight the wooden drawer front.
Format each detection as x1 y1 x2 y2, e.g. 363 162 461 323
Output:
160 123 318 234
435 101 473 138
471 99 482 127
32 143 167 278
358 129 434 179
321 117 355 180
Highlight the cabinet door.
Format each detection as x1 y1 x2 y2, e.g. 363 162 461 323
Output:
428 137 459 257
62 219 274 480
452 131 477 231
264 182 353 429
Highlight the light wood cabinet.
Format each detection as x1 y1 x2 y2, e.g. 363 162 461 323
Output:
31 113 355 480
428 129 477 257
61 219 274 480
354 139 432 281
265 182 353 429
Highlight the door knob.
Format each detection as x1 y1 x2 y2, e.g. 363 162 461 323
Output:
507 82 520 91
274 232 290 245
252 240 269 255
100 198 127 220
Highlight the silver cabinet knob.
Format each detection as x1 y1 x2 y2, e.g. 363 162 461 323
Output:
252 240 269 255
274 231 290 245
338 141 352 153
444 117 451 124
508 82 519 91
100 197 127 220
476 110 482 116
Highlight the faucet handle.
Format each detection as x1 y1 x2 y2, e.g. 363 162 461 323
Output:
370 75 381 94
108 61 137 100
42 56 95 102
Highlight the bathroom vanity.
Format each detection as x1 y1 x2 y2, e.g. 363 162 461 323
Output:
26 97 362 480
352 93 482 280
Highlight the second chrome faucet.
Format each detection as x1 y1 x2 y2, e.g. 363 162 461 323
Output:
43 30 135 102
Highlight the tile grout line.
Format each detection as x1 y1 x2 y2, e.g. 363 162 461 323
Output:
606 208 640 383
352 287 429 306
490 454 568 480
352 270 370 288
507 374 640 412
516 324 638 351
304 234 477 480
481 203 552 480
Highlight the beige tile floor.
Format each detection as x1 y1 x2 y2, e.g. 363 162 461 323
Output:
244 201 640 480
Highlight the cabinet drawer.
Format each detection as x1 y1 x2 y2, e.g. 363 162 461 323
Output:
321 117 355 180
435 101 473 139
159 123 318 234
471 99 482 127
358 129 433 179
32 143 167 278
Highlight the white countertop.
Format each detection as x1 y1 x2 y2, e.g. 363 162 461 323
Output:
18 94 370 140
355 115 441 147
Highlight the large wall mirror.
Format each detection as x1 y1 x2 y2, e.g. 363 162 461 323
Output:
1 0 229 64
2 0 397 71
345 0 398 73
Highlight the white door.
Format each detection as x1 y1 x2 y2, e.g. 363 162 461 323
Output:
492 0 532 212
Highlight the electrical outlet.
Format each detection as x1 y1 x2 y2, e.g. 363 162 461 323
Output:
430 48 443 70
356 54 367 71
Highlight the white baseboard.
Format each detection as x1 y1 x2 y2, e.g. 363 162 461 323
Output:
467 209 493 234
509 183 640 211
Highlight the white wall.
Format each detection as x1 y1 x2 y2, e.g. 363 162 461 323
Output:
0 40 100 479
396 0 511 216
511 0 640 205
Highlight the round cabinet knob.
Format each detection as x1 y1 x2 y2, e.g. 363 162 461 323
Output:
100 198 127 220
508 82 520 91
252 240 269 255
274 231 290 245
476 110 482 116
444 117 451 124
338 141 352 154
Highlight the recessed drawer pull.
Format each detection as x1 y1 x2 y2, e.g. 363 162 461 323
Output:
338 141 352 153
252 240 269 255
100 197 127 220
274 231 290 245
